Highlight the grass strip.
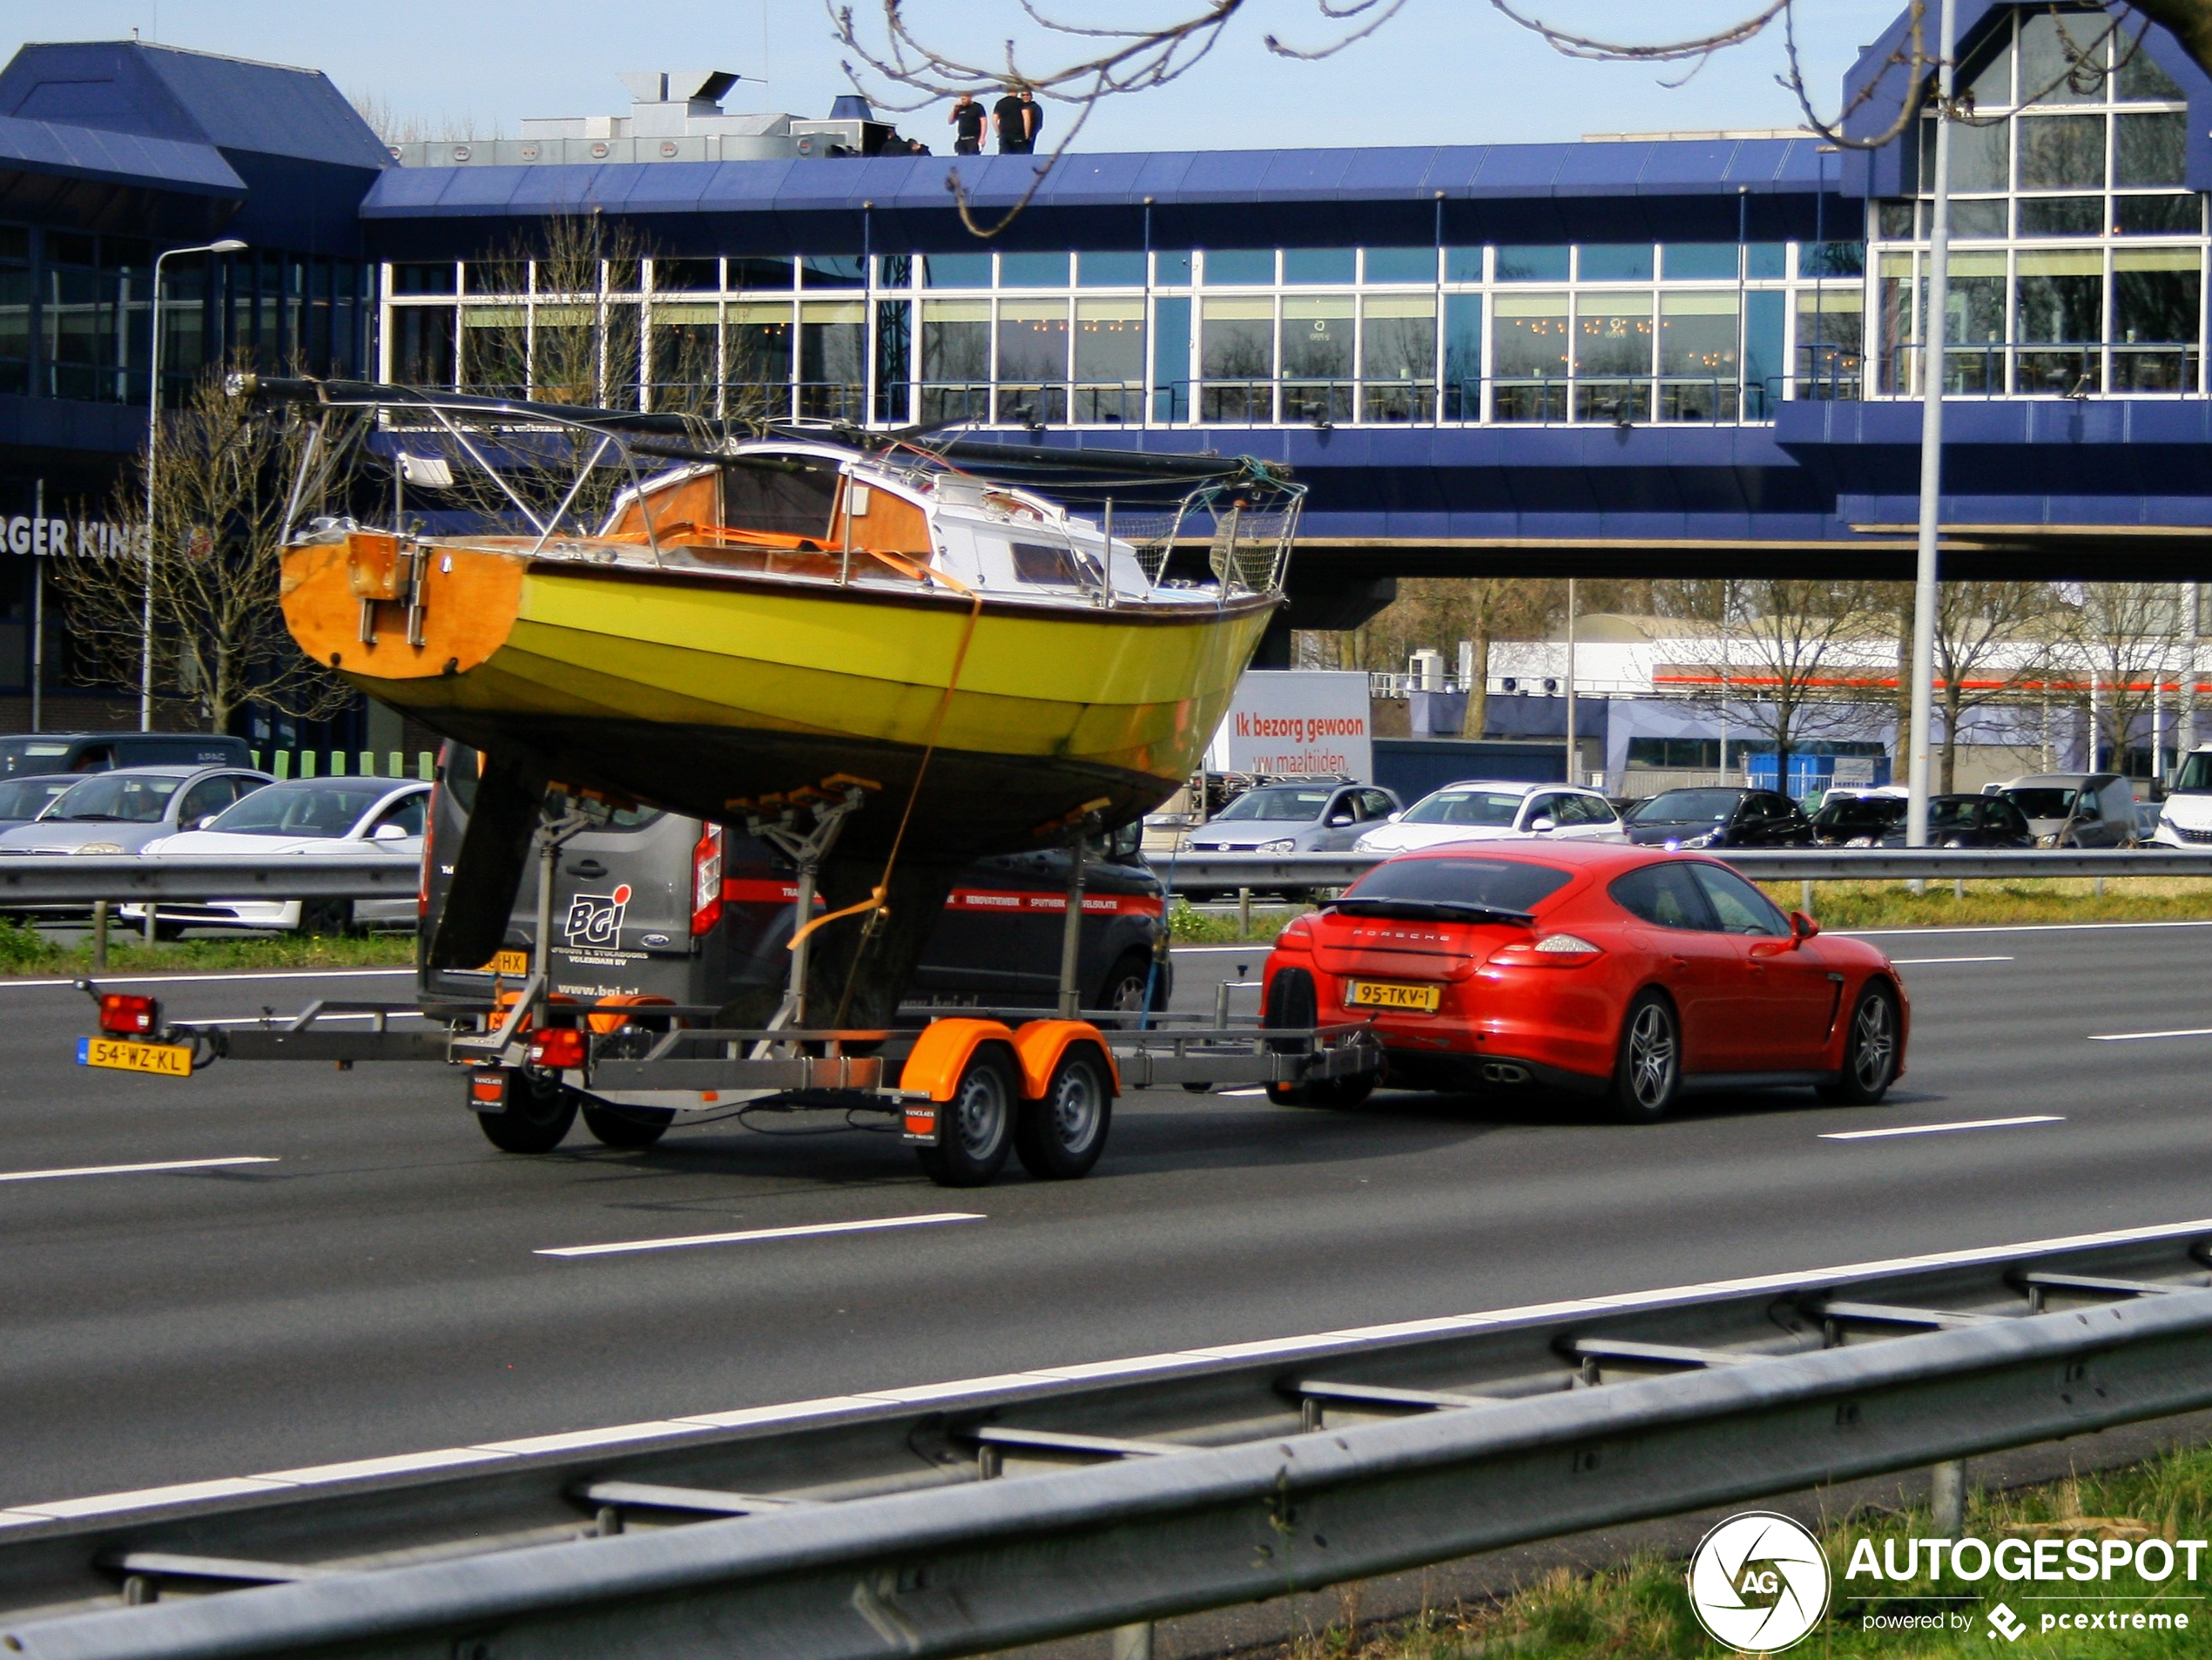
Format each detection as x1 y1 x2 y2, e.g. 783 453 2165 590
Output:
0 920 417 978
1759 877 2212 932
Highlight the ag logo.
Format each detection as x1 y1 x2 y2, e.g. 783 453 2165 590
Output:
1687 1512 1831 1653
563 884 633 948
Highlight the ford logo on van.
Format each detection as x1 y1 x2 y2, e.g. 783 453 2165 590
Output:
641 933 671 947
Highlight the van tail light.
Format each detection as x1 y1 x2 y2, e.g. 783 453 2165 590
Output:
418 793 437 918
691 824 725 936
529 1027 588 1070
98 993 159 1036
1494 933 1602 968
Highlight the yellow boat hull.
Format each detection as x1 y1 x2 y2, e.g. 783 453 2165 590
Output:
285 540 1274 856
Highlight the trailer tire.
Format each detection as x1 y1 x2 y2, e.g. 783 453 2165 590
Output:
915 1044 1017 1188
476 1072 577 1154
581 1102 674 1148
1015 1046 1112 1179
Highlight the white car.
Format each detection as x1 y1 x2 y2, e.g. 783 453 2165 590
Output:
128 777 429 935
2154 747 2212 848
1352 779 1627 854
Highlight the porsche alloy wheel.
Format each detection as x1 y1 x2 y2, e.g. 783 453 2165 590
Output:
1819 986 1900 1105
1611 992 1681 1123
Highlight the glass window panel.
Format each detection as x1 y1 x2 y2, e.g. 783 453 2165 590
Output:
1877 201 1916 239
460 305 527 395
1492 293 1568 377
1153 251 1194 287
1077 251 1145 287
2016 251 2103 341
1951 199 2009 238
2020 11 2107 103
1073 298 1145 382
799 255 866 288
995 299 1070 383
726 256 792 290
919 299 988 422
1745 242 1787 279
1444 246 1486 282
1796 288 1864 395
1496 246 1568 282
1199 295 1275 377
1945 250 2008 346
0 226 28 260
726 300 792 416
921 252 992 288
2118 30 2186 100
1282 248 1355 285
1743 290 1784 414
1364 247 1435 284
463 261 517 294
393 263 457 295
1281 294 1354 380
649 306 719 415
1576 245 1654 282
652 259 718 292
871 254 913 289
1961 29 2014 107
2116 195 2203 235
392 304 455 386
1573 293 1653 377
1443 293 1481 418
1000 251 1070 287
1202 249 1274 286
1361 294 1434 422
2018 114 2106 190
2114 247 2200 340
1662 243 1737 280
2020 196 2104 236
1921 118 2010 194
2115 111 2187 186
1152 294 1190 420
874 298 910 424
799 300 865 419
1801 241 1866 278
1658 292 1737 376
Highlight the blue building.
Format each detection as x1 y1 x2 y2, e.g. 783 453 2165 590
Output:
1 6 2209 734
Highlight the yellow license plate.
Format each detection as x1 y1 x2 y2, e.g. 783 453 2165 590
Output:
479 950 530 976
77 1036 193 1077
1347 981 1441 1013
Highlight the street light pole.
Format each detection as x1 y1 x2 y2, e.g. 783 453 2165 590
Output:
142 237 247 731
1905 0 1959 846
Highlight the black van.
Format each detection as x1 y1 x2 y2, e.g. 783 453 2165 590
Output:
418 745 1172 1022
0 732 253 776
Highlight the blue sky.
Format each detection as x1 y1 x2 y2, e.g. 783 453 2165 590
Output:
8 1 1906 151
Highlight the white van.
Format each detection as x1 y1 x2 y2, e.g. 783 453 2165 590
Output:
2153 749 2212 847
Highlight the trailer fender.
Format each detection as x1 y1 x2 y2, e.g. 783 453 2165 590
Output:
1011 1021 1121 1099
897 1018 1021 1103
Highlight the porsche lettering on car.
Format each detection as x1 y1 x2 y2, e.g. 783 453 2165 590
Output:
1261 840 1907 1120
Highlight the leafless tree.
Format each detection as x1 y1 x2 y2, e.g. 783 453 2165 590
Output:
2056 581 2184 776
1927 581 2060 793
56 368 354 733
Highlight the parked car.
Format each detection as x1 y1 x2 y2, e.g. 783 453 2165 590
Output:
1262 841 1906 1120
1996 773 2137 848
2153 748 2212 847
0 765 273 856
1808 793 1905 847
1876 794 2035 848
125 776 431 936
0 773 81 828
1184 780 1401 854
0 732 253 777
1353 780 1625 854
417 745 1173 1057
1620 787 1814 849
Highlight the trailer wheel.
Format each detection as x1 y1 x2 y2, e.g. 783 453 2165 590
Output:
476 1072 577 1154
1015 1046 1112 1179
916 1044 1017 1188
581 1103 674 1148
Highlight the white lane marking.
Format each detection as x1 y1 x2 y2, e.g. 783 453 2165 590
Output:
1218 1087 1268 1097
1836 920 2212 938
2089 1026 2212 1043
1819 1115 2064 1142
0 1156 277 1184
0 968 414 990
20 1212 2212 1526
1888 955 2014 965
537 1211 985 1258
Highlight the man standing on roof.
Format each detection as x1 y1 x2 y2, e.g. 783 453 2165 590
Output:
994 84 1032 154
948 91 984 155
1019 86 1043 152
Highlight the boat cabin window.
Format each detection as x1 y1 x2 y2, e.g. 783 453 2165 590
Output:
1009 540 1102 586
723 462 839 540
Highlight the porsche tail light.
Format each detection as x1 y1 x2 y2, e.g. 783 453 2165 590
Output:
1494 934 1602 967
98 992 159 1036
529 1027 588 1070
1275 914 1314 948
691 824 725 936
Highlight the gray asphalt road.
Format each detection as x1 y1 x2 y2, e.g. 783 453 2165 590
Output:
2 922 2209 1508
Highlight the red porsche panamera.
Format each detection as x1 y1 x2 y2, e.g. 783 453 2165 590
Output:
1261 841 1906 1120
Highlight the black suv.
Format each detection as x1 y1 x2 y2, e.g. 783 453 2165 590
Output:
1622 786 1814 849
0 732 253 776
418 745 1172 1022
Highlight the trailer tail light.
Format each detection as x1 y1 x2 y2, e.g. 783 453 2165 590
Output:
529 1027 588 1070
691 824 725 936
98 993 159 1036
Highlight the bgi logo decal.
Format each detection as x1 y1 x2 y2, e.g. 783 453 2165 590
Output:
563 884 632 948
1688 1512 1831 1653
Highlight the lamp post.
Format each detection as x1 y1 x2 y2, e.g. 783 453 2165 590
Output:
1905 0 1959 847
141 236 247 731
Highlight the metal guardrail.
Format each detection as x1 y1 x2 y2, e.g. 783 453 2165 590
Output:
9 1223 2212 1654
0 856 419 904
1163 847 2212 891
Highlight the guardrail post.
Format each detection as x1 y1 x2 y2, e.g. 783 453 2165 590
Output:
1111 1623 1154 1660
1800 880 1814 916
91 900 107 971
1238 887 1251 940
1932 1458 1967 1535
